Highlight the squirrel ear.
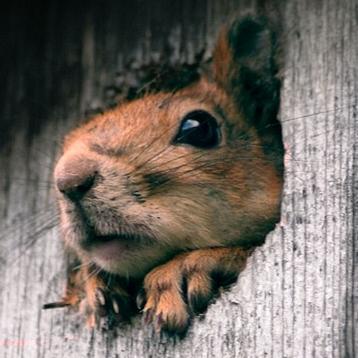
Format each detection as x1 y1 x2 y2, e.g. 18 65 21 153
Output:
212 16 280 130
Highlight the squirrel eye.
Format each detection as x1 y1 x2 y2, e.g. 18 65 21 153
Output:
173 110 220 148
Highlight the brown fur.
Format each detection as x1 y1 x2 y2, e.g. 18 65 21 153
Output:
141 247 251 333
51 15 283 333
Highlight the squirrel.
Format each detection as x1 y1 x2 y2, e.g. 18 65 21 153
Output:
44 15 284 335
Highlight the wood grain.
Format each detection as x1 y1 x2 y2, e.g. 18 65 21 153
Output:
0 0 357 357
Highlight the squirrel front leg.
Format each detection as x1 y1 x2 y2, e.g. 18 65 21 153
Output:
73 264 137 328
44 262 136 329
138 247 252 334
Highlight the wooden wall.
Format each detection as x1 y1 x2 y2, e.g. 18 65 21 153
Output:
0 0 357 357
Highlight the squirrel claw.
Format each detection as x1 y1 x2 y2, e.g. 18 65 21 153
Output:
136 288 146 311
79 285 134 329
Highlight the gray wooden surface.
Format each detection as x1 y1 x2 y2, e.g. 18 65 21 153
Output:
0 0 357 357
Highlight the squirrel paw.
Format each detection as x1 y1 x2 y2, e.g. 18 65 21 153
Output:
137 248 246 335
138 268 191 335
80 284 133 329
62 267 135 329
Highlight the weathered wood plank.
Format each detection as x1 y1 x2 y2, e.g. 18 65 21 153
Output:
0 0 357 357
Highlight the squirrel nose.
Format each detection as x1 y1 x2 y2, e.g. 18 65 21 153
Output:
55 158 98 202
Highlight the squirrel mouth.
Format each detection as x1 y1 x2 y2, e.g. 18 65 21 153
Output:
82 232 154 261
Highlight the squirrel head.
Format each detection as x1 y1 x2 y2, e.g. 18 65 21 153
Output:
54 16 284 277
